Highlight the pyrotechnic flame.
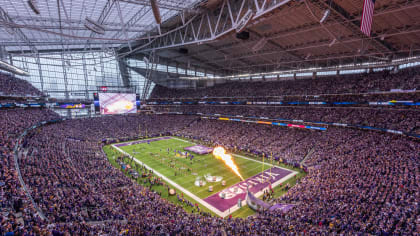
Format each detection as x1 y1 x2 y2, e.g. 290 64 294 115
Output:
212 147 244 181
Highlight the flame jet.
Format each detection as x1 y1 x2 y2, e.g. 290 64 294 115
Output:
212 147 244 181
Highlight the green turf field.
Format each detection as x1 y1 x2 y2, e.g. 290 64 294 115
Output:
105 136 306 218
117 137 271 199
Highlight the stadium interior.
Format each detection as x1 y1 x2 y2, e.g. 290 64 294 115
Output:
0 0 419 234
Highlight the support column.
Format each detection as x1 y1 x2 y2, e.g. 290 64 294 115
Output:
36 54 44 93
0 46 7 60
117 56 130 87
100 54 105 85
60 54 69 99
82 53 89 99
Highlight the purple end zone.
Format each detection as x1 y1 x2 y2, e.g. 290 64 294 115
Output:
114 137 172 147
204 167 292 213
184 145 213 155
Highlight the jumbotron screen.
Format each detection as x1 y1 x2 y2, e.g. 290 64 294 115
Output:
99 93 137 115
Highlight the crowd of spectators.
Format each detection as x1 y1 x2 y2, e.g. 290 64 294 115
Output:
0 73 44 97
0 108 59 235
178 119 319 165
149 67 419 135
150 67 419 99
148 92 420 106
1 65 418 234
0 108 418 235
154 105 420 133
271 92 420 103
258 127 419 234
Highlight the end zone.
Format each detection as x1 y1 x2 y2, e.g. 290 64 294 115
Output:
204 167 296 216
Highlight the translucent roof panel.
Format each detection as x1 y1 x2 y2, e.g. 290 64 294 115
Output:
1 0 203 53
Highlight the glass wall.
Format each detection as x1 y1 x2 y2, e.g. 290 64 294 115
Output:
11 51 209 100
126 58 155 98
399 61 420 69
11 51 124 99
339 69 367 75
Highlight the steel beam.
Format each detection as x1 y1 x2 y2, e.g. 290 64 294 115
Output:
309 0 394 54
111 4 151 40
61 53 69 99
172 1 420 61
145 52 159 99
2 24 150 32
118 6 178 53
0 7 38 54
201 26 420 72
8 15 150 28
119 0 194 11
82 53 89 99
117 56 131 87
36 53 44 92
224 48 420 71
83 0 116 50
120 0 292 55
192 22 420 68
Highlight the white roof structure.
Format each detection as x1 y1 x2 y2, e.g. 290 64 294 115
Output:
0 0 203 53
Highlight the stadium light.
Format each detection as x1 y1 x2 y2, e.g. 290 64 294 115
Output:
151 0 161 24
0 60 30 76
236 9 254 33
320 9 330 23
27 0 40 15
252 37 268 52
328 38 336 47
143 56 150 67
84 17 105 35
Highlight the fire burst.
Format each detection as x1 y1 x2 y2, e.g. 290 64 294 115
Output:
212 147 244 181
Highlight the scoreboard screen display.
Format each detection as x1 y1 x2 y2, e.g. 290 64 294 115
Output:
99 93 137 115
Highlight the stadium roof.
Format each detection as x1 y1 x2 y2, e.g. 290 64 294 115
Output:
0 0 203 53
123 0 420 74
1 0 419 75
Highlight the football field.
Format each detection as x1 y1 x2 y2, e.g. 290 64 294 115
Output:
111 136 297 217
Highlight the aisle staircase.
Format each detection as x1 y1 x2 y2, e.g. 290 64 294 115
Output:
300 146 316 165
